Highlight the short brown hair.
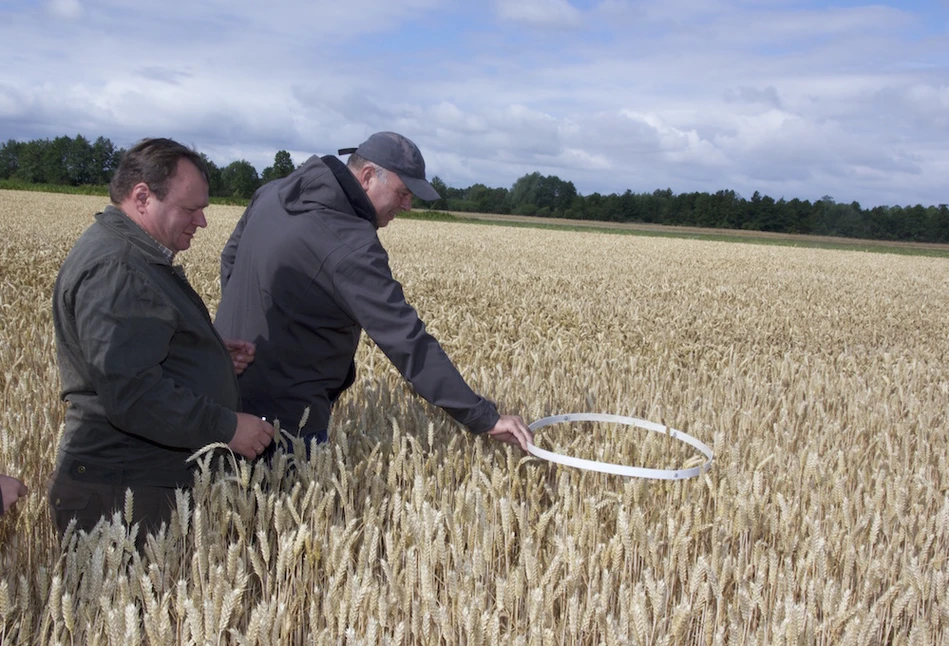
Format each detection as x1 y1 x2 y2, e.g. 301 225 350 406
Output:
109 138 209 203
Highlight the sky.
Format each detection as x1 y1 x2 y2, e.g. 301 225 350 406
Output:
1 0 947 208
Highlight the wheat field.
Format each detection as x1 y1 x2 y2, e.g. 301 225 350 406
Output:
0 189 946 645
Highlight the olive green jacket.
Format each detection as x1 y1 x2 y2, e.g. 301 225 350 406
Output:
52 206 239 487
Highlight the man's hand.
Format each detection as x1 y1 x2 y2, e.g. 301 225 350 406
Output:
0 474 28 515
486 414 534 452
225 339 256 375
228 413 275 459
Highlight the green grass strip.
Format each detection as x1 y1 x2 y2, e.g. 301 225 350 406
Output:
399 211 949 258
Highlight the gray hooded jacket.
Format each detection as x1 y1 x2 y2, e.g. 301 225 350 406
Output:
214 155 500 435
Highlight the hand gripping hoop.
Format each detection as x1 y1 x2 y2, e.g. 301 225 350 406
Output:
527 413 714 480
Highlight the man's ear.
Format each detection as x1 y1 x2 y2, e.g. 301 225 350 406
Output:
129 182 151 213
356 164 375 191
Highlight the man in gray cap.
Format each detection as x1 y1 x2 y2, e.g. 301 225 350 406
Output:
215 132 532 454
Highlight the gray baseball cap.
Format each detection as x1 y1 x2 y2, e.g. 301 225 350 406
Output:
339 132 440 201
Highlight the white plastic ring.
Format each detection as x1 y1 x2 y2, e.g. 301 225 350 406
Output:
528 413 714 480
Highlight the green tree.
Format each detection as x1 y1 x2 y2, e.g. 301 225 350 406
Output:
89 136 117 185
198 153 226 197
651 188 674 224
0 140 23 179
710 190 741 229
261 150 295 184
813 196 836 235
221 160 260 199
42 136 73 185
414 175 448 210
583 192 606 221
14 139 46 183
65 134 95 185
615 189 639 223
783 198 813 234
465 183 509 213
548 176 577 214
509 172 577 216
509 172 544 213
903 204 928 241
931 205 949 243
831 201 864 238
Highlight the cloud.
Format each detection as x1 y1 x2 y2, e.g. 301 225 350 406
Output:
0 1 946 208
724 86 783 110
136 67 192 85
495 0 583 28
45 0 82 20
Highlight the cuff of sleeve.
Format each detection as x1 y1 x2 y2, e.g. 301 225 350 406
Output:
465 399 500 434
217 409 239 444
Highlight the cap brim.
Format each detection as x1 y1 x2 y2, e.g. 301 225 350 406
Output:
399 174 441 202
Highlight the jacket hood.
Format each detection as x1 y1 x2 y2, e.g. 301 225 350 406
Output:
276 154 377 227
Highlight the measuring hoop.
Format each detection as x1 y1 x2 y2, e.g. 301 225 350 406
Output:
527 413 714 480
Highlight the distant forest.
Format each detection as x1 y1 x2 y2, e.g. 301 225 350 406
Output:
2 134 947 243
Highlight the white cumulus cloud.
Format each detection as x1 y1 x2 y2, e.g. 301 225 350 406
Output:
495 0 583 28
46 0 82 20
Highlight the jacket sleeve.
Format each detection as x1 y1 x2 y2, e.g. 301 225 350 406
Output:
333 244 500 433
70 259 238 448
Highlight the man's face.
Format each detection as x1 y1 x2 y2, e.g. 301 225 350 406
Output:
146 159 210 252
364 167 413 228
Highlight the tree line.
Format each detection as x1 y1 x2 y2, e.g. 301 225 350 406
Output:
0 135 294 201
2 134 947 243
428 173 949 244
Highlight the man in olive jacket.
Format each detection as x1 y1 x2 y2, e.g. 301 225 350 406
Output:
215 132 532 452
50 138 275 543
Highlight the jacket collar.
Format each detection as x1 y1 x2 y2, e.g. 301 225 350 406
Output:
96 205 175 264
321 155 379 228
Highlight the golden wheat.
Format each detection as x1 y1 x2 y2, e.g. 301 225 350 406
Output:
0 189 947 644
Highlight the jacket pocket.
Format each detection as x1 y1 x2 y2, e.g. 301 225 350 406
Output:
49 475 94 512
49 472 101 536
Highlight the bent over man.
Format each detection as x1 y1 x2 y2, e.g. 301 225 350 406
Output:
215 132 532 451
50 138 274 542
